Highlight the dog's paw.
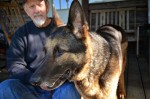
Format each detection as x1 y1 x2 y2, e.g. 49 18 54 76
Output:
118 93 125 99
117 89 126 99
118 86 126 99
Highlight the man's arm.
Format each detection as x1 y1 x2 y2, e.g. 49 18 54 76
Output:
6 31 33 84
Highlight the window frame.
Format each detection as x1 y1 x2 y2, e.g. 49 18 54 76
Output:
53 0 73 10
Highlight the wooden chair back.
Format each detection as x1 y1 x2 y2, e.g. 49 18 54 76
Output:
0 0 25 45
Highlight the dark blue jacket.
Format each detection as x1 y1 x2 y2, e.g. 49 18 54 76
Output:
6 18 56 84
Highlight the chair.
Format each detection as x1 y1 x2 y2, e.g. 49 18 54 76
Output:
0 0 25 45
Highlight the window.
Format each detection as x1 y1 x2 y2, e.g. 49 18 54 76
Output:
89 0 124 3
53 0 73 10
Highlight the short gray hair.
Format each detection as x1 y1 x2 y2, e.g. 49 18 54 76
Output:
22 0 49 6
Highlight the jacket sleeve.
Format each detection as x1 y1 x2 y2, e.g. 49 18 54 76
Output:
6 30 33 84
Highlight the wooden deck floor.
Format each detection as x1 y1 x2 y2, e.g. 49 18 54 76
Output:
0 43 150 99
125 52 150 99
125 42 150 99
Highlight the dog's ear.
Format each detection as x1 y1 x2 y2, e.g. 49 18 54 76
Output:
67 0 89 39
52 4 64 26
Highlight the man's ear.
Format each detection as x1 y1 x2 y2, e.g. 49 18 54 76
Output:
52 5 64 26
67 0 89 39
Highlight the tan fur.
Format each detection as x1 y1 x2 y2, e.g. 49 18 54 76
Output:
73 26 128 99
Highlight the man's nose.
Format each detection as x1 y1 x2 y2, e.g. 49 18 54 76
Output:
34 5 41 13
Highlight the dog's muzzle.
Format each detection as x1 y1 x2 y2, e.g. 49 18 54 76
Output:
30 69 73 90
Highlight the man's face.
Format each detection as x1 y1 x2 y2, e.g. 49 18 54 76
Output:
24 0 49 27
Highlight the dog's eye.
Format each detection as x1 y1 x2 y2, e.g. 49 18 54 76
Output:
54 47 64 57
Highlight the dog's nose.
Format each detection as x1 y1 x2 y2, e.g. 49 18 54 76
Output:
30 77 41 86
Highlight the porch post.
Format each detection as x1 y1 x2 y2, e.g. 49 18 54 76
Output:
148 0 150 24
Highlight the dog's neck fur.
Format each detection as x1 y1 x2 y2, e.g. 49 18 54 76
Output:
73 30 116 99
89 32 111 74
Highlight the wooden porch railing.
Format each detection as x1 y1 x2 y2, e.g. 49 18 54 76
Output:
89 7 137 41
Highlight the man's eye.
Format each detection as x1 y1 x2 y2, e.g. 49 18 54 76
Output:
29 5 34 9
38 4 43 7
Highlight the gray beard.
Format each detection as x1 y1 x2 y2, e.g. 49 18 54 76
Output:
33 17 46 27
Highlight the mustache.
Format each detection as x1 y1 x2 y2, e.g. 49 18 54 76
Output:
34 13 43 17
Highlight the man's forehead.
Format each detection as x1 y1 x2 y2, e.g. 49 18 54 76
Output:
23 0 44 4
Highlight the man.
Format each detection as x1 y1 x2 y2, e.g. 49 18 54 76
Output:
0 0 80 99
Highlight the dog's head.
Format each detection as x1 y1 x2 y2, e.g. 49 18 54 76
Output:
30 0 91 90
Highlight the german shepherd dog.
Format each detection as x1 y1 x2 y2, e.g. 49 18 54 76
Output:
30 0 128 99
